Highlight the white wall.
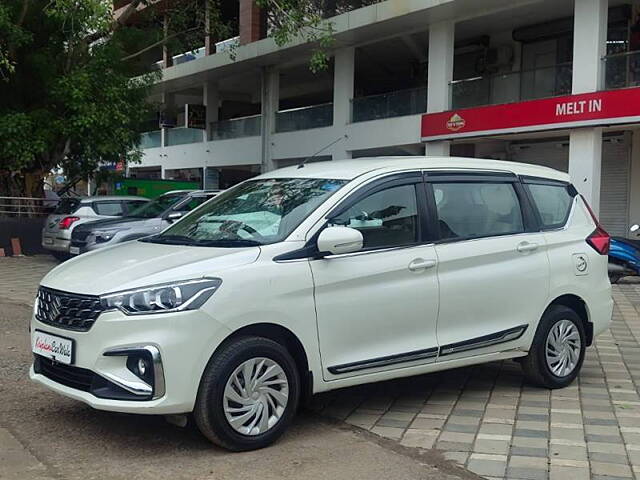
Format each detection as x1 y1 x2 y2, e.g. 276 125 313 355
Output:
138 135 262 175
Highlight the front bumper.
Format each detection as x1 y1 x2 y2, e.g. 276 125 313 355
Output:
30 308 230 415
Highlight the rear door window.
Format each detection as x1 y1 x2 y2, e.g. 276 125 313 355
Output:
94 201 124 216
433 182 524 240
525 183 573 229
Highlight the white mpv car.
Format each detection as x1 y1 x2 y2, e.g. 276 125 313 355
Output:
30 157 612 451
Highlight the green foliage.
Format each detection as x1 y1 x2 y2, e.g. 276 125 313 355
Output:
0 0 157 196
0 0 381 196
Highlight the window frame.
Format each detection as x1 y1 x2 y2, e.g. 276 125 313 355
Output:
324 171 436 253
424 171 539 244
520 175 578 231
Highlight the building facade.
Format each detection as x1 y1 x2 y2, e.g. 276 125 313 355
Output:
133 0 640 237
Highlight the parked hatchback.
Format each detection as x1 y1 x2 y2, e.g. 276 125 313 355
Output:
69 190 219 256
41 196 149 260
30 157 612 451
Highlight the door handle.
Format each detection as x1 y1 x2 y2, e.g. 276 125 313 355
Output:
517 241 539 253
408 258 437 271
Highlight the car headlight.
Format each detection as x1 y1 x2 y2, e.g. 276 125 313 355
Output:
100 278 222 315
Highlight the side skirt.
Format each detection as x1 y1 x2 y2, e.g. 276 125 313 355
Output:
326 324 528 375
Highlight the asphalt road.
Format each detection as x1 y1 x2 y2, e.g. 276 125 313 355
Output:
0 300 474 480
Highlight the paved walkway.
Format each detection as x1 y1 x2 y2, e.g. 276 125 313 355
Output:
3 256 640 479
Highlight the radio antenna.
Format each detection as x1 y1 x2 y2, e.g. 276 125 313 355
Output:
297 134 348 169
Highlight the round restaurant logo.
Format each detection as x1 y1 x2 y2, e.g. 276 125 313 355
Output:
446 113 466 131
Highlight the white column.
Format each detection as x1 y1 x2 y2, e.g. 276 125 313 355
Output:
568 0 607 214
260 67 279 172
569 128 602 212
426 21 455 156
332 47 355 160
203 81 219 141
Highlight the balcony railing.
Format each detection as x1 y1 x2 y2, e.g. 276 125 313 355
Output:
450 63 573 109
351 87 427 123
604 51 640 90
210 115 262 140
275 103 333 133
165 127 204 146
139 131 162 149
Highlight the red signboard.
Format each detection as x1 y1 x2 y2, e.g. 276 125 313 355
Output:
421 87 640 141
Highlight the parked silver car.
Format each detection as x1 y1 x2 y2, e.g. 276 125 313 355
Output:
69 190 219 255
42 196 149 260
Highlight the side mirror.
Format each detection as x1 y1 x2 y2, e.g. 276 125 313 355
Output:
166 211 183 222
631 224 640 233
317 226 363 256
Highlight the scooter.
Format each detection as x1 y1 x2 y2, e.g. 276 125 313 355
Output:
608 224 640 283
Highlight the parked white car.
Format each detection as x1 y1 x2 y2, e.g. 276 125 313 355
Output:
41 196 149 260
30 157 612 451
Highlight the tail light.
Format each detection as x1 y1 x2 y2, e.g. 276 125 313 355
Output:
581 195 610 255
59 216 80 230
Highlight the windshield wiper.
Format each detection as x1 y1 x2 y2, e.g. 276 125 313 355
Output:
195 239 263 247
141 234 199 245
141 235 262 247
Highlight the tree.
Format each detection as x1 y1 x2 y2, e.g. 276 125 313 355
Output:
0 0 379 198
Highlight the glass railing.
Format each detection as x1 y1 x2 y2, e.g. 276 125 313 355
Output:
351 87 427 123
604 51 640 90
165 127 204 146
139 131 162 149
210 115 262 140
450 63 573 109
275 103 333 133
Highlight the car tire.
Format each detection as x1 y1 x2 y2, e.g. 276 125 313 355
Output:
521 305 586 389
194 336 300 451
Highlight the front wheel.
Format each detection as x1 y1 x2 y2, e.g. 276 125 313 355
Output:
521 305 586 389
194 336 300 451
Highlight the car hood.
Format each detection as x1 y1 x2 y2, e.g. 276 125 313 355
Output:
41 240 261 295
74 216 155 231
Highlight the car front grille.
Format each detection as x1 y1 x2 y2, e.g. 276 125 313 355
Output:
35 287 104 332
34 355 94 392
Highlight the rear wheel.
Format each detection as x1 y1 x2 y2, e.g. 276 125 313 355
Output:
194 336 300 451
521 305 586 389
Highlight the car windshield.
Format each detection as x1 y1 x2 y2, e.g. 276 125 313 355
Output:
126 193 185 219
147 178 347 247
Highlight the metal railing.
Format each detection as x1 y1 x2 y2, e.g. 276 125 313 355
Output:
603 50 640 90
139 130 162 149
351 86 427 123
210 114 262 140
275 103 333 133
165 127 205 146
0 196 59 217
450 63 573 109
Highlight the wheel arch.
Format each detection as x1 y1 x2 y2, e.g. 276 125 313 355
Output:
544 294 592 346
215 323 313 399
